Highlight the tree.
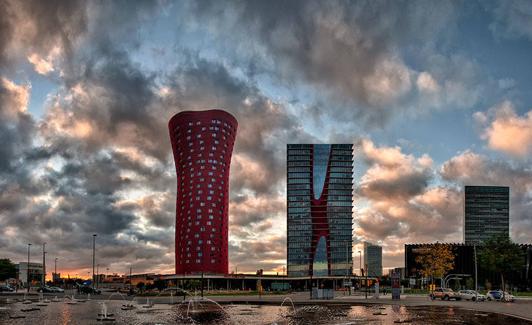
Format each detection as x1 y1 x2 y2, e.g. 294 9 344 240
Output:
478 235 524 299
0 259 17 281
465 277 474 290
153 279 166 291
415 243 454 289
136 281 146 292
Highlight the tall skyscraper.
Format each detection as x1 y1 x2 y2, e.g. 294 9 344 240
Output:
464 185 509 244
287 144 354 277
168 110 237 274
363 242 382 277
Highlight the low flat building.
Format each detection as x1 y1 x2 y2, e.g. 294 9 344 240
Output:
129 273 156 286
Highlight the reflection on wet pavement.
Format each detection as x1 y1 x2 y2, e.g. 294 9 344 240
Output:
1 300 531 324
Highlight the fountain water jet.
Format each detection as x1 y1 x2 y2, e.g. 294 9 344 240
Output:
280 297 296 314
141 298 154 308
177 295 230 323
96 302 115 322
104 291 136 310
21 293 32 304
65 295 78 305
35 293 49 306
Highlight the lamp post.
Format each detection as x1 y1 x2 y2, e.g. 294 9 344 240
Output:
92 234 97 290
358 251 362 276
42 243 46 287
345 241 351 293
365 263 368 299
54 258 58 284
96 264 99 289
27 243 32 293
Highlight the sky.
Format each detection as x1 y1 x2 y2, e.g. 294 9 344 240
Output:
0 0 531 278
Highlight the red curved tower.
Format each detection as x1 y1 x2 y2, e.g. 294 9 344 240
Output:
169 109 237 275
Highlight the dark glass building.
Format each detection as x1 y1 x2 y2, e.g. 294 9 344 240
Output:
405 243 532 290
464 186 509 244
168 110 237 275
287 144 353 277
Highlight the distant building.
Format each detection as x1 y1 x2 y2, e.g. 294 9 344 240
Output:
464 185 509 244
128 273 156 286
52 272 61 283
168 110 238 275
17 262 43 286
287 144 354 277
99 273 127 289
364 242 382 277
389 267 405 280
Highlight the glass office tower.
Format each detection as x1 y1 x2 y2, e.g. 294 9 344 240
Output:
464 185 509 244
287 144 354 277
364 242 383 277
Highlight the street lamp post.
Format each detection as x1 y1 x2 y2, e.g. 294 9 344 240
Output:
365 263 368 300
27 243 32 292
345 241 349 279
54 258 58 284
92 234 97 290
96 264 99 289
42 243 46 287
474 244 478 301
358 251 362 277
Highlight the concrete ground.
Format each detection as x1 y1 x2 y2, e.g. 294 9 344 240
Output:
2 290 532 321
179 292 532 321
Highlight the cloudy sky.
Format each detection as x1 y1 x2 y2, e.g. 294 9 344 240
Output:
0 0 531 277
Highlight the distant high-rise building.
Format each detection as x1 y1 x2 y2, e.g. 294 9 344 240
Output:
363 242 382 277
286 144 354 277
464 186 509 244
168 110 238 274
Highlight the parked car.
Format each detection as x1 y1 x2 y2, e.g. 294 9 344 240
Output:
458 290 486 301
0 284 14 292
50 286 64 293
37 286 57 293
430 288 462 301
79 286 101 294
487 290 515 302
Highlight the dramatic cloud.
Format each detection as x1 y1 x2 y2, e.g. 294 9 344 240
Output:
359 139 433 200
0 0 87 70
187 0 469 125
355 139 462 268
474 101 532 157
0 1 531 276
490 0 532 41
0 77 35 176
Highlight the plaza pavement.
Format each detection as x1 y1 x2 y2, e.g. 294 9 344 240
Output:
178 292 532 321
2 290 532 321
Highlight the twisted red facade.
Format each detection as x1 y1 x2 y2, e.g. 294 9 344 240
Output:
169 110 237 274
